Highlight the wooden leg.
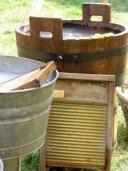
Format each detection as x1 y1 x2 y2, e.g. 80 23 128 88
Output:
3 158 21 171
39 144 46 171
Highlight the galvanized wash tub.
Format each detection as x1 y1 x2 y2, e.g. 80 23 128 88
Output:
0 55 58 159
16 3 128 86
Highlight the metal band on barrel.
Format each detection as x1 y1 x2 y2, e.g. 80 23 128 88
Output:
17 44 128 62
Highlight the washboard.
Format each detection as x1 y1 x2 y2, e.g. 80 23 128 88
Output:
40 73 116 171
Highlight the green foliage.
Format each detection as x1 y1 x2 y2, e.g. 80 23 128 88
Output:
21 152 39 171
110 0 128 12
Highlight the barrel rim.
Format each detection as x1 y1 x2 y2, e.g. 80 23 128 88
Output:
16 22 128 38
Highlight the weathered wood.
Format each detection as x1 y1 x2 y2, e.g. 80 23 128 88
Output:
29 17 62 53
54 75 110 102
16 12 127 53
0 61 56 91
39 73 116 171
39 145 46 171
59 72 115 81
16 3 128 86
3 158 21 171
105 81 115 171
53 90 65 99
16 61 56 90
82 2 111 24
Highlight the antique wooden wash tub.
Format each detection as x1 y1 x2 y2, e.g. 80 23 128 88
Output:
16 3 128 86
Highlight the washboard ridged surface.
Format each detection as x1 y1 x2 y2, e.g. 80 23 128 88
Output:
43 73 115 170
46 101 107 169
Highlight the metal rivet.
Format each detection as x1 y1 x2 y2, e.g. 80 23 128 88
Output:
58 55 63 60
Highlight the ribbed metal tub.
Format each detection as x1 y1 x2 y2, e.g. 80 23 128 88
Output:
0 55 58 159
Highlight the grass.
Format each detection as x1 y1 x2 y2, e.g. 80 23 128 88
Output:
0 0 128 56
0 0 128 170
22 152 39 171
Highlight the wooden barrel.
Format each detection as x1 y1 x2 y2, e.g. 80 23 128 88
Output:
16 3 128 86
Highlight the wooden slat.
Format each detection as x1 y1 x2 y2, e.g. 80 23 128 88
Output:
0 61 56 91
59 72 115 82
3 158 21 171
105 81 115 171
53 90 64 98
39 145 46 171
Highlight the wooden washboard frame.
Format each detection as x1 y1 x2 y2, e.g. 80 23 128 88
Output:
40 72 116 171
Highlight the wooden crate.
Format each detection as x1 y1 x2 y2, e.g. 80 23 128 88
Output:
40 72 116 171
